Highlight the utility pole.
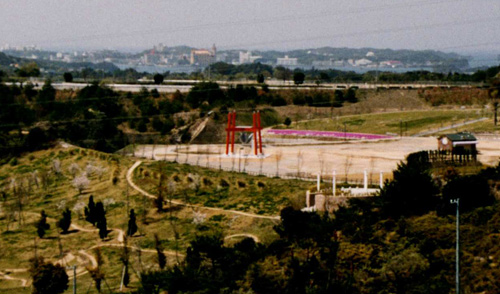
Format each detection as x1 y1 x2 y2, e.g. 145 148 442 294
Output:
66 265 76 294
450 198 460 294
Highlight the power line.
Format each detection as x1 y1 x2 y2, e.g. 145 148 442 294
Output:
30 0 464 46
217 16 500 50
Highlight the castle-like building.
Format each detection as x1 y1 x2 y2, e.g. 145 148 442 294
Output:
190 44 216 66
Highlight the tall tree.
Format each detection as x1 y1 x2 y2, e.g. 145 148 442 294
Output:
57 208 71 234
36 210 50 238
256 73 265 84
153 73 164 85
127 209 138 237
95 202 108 239
293 72 305 85
84 195 97 226
155 234 167 270
63 72 73 83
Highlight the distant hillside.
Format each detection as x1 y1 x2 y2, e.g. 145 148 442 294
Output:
0 52 20 67
220 46 469 68
36 60 120 72
0 51 119 73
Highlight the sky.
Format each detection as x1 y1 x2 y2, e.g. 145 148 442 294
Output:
0 0 499 55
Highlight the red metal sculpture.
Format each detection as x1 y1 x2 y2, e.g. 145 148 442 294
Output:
225 110 263 156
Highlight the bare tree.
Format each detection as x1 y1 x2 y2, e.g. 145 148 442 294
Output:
131 136 136 157
196 145 200 166
343 155 353 183
188 173 201 193
94 166 107 181
174 144 179 163
12 178 27 226
243 148 250 173
39 170 51 191
163 143 170 162
120 236 130 290
297 150 304 178
52 159 62 176
73 174 90 195
151 136 157 160
68 163 80 179
85 162 94 178
369 157 376 185
166 180 181 263
30 171 40 190
184 144 190 164
318 150 326 179
3 192 16 232
275 150 283 177
218 146 223 170
205 146 210 168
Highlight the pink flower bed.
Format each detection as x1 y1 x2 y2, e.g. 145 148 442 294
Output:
268 129 393 140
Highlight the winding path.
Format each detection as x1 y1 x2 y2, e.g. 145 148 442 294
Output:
1 159 272 288
126 161 280 220
412 117 489 137
224 234 260 243
0 271 28 287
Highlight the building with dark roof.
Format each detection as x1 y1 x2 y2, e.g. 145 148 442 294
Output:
438 132 478 153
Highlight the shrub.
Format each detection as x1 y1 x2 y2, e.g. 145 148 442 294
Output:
219 179 230 188
30 257 69 294
202 178 213 186
9 157 17 166
271 96 287 106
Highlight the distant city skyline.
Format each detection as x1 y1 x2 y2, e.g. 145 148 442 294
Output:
1 0 499 55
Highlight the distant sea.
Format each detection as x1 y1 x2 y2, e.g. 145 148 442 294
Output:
115 54 500 74
465 52 499 69
116 63 436 74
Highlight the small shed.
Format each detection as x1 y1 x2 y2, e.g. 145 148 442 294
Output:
438 132 478 153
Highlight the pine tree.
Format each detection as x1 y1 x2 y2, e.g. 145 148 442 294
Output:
95 201 105 223
94 201 108 239
36 210 50 238
154 193 164 212
57 208 71 234
97 215 108 239
127 209 138 237
123 268 130 287
154 234 166 270
85 195 97 226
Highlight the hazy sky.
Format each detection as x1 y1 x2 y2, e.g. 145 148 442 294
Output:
1 0 499 54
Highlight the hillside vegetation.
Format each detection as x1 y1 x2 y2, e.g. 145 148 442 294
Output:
285 109 488 136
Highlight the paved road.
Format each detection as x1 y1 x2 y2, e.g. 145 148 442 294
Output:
8 80 476 93
412 117 489 137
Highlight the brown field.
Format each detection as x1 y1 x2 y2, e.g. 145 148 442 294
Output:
134 134 500 185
